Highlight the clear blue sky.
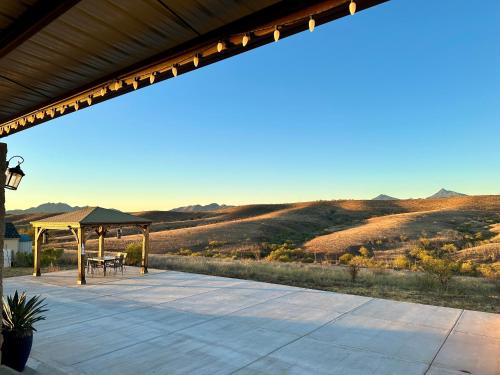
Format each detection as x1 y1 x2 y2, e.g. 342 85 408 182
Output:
5 0 500 211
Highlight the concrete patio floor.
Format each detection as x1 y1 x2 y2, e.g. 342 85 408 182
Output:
3 268 499 375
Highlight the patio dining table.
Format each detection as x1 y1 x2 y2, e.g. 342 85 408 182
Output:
87 256 117 276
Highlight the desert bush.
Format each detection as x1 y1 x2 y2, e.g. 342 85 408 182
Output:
419 255 456 289
13 252 33 267
206 240 226 249
266 246 313 263
41 248 64 267
359 246 372 258
419 237 431 249
477 263 500 280
125 242 142 266
177 248 192 256
393 255 409 270
460 261 477 276
441 243 458 254
339 253 354 264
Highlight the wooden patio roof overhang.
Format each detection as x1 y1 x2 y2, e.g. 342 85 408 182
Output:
31 207 152 284
0 0 388 137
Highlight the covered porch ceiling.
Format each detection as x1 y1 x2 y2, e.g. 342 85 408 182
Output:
0 0 388 137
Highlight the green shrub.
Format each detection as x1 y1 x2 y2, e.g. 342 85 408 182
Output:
339 253 354 264
266 247 313 263
419 254 456 289
41 248 63 267
13 252 33 267
393 255 409 270
177 248 192 256
359 246 372 258
125 242 142 266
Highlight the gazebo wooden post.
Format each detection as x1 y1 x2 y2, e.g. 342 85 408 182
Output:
33 227 42 277
76 227 86 285
97 226 106 258
141 225 149 274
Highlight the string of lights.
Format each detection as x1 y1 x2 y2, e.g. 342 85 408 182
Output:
0 1 357 136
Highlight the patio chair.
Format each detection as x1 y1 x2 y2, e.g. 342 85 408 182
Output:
111 253 126 275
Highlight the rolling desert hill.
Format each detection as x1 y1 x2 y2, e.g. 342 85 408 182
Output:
12 195 500 264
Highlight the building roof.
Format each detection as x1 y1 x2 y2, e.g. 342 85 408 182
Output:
19 234 32 242
0 0 387 137
31 207 151 227
5 222 20 239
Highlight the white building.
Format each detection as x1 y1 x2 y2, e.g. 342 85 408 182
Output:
3 222 32 267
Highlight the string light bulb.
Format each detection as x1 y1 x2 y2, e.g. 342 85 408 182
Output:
149 72 156 84
28 115 35 123
193 54 200 67
20 118 26 126
309 16 315 32
172 65 178 77
86 96 92 105
73 102 79 111
100 87 107 96
274 27 280 42
217 41 225 52
132 79 138 90
349 0 356 15
242 34 250 47
48 109 55 118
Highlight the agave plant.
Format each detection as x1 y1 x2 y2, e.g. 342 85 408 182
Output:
2 291 47 336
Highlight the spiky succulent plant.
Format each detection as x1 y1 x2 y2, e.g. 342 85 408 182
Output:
2 291 47 335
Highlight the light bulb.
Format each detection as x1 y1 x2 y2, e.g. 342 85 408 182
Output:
193 55 199 67
113 81 120 91
74 102 79 111
309 17 315 32
86 96 92 105
172 65 178 77
217 41 225 52
100 87 107 96
132 79 138 90
20 118 26 126
274 27 280 42
48 109 55 118
149 73 155 84
242 34 250 47
28 115 34 123
349 0 356 15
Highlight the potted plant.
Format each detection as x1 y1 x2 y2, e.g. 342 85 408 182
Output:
1 291 47 372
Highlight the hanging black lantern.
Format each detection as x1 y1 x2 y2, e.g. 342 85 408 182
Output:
5 156 25 190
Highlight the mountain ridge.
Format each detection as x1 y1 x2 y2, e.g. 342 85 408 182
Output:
427 188 466 199
170 203 233 212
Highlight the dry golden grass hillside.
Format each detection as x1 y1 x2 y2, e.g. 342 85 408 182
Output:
15 195 500 264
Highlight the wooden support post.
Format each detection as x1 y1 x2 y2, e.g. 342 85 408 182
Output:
33 227 42 276
76 227 86 285
141 225 149 274
0 142 6 363
97 226 105 258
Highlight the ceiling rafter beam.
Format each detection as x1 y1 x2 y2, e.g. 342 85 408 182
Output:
0 0 82 60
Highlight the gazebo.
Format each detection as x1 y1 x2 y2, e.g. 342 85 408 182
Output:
30 207 152 285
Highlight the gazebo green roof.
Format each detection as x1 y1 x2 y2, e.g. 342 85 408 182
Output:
31 207 151 227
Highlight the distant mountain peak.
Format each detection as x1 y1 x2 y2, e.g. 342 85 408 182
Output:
170 203 233 212
427 188 466 199
7 202 84 215
372 194 398 201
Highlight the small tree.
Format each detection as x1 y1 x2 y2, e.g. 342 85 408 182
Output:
347 256 364 282
420 255 455 289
